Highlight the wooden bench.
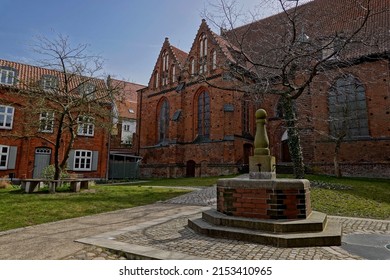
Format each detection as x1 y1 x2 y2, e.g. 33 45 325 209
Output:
21 178 91 193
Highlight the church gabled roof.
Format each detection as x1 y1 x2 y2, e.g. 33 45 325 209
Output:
147 37 188 88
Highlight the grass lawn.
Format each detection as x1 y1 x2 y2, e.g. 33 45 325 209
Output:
302 174 390 220
0 184 191 232
0 174 388 232
138 174 390 220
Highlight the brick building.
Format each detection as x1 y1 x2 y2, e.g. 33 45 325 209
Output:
136 25 262 178
136 0 389 178
109 79 144 179
0 59 112 181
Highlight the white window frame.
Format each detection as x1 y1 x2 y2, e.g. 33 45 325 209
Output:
0 105 14 129
39 111 54 133
0 68 15 85
77 116 94 136
0 145 9 170
73 150 92 171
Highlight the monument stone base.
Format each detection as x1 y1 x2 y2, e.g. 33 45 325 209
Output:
217 177 311 220
188 176 342 247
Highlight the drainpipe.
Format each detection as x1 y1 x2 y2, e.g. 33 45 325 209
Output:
136 87 145 156
106 128 111 181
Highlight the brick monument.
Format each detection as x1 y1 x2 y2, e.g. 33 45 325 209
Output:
189 109 342 247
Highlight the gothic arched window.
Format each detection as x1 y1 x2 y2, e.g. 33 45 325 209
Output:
197 90 210 139
158 99 170 143
199 34 208 74
328 74 369 138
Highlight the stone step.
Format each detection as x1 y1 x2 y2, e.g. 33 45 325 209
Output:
202 209 327 233
188 217 342 248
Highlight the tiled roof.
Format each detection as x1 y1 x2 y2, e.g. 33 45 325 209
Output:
170 46 188 69
111 79 144 119
223 0 389 68
0 58 107 96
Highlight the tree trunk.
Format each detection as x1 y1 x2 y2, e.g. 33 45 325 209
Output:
54 113 65 181
334 137 343 178
282 96 305 179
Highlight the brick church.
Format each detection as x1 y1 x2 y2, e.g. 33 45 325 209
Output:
135 0 390 178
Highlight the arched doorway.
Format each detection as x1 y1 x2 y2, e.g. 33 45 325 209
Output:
186 160 196 177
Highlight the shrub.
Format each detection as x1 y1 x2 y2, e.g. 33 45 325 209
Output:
0 176 12 189
41 165 70 180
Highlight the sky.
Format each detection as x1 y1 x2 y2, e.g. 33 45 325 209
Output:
0 0 302 85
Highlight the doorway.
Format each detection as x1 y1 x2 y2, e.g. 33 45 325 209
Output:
33 147 51 178
186 160 196 177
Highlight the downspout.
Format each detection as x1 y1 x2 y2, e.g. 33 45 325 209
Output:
105 76 113 181
136 87 145 156
105 127 111 181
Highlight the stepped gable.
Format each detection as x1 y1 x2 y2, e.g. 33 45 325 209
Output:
146 37 188 88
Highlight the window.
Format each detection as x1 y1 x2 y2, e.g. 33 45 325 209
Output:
123 124 131 132
328 75 369 138
68 149 98 171
199 34 208 74
0 145 9 170
73 150 93 171
242 100 250 134
77 116 94 136
197 91 210 139
0 145 16 170
41 75 58 91
199 34 208 58
80 83 96 100
39 111 54 133
190 58 195 76
162 51 169 86
171 65 176 83
158 99 170 143
0 67 16 85
0 105 14 129
212 49 217 70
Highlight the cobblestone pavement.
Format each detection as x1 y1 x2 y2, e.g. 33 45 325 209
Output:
66 187 390 260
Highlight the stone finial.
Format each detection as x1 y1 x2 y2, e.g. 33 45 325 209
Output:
254 109 270 156
249 109 276 179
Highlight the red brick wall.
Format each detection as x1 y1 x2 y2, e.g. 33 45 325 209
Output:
253 59 390 178
0 89 110 180
217 180 312 219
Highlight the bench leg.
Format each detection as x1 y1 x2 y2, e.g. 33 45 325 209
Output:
48 182 56 194
25 181 39 193
70 181 81 192
80 181 89 189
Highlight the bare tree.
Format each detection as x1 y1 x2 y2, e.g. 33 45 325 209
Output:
17 34 118 181
201 0 388 178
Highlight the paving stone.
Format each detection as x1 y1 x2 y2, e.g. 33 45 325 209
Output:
65 187 390 260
